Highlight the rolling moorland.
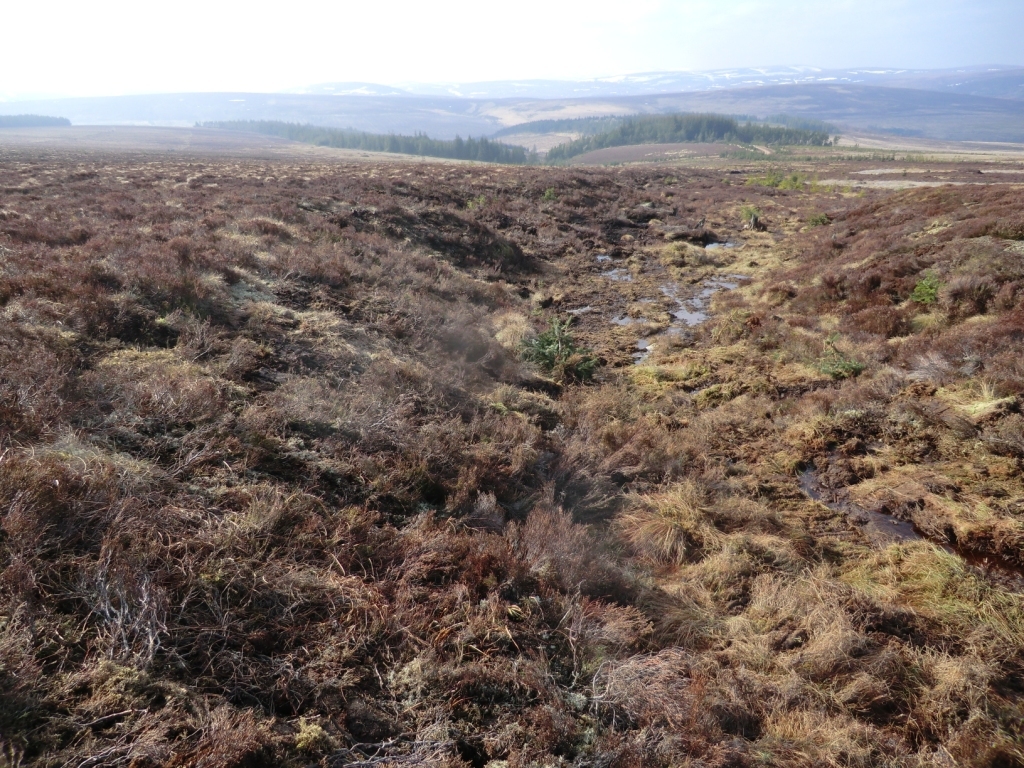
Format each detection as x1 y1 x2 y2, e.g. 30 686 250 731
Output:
1 141 1024 768
5 79 1024 143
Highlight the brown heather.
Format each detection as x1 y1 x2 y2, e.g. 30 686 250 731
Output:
0 146 1023 767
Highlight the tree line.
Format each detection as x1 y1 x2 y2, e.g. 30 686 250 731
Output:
546 113 836 162
0 115 71 128
202 121 534 164
493 113 836 140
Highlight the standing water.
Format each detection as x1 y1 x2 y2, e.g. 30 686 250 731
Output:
633 275 747 362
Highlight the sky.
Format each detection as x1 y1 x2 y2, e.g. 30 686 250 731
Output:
2 0 1022 99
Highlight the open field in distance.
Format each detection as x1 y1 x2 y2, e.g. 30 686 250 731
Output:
0 126 458 162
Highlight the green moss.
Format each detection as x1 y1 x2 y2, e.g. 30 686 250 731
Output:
295 718 335 754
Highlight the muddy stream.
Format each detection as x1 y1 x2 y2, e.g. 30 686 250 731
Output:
574 244 1023 589
577 245 1024 590
585 243 749 364
800 457 1024 590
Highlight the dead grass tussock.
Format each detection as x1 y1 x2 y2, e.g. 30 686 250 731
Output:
591 648 709 731
91 348 228 426
492 310 534 350
840 544 1024 649
759 709 908 768
617 480 721 564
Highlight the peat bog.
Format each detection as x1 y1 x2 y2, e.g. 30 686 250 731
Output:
2 144 1024 767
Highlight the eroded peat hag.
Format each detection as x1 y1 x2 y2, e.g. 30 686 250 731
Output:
799 459 923 546
800 455 1024 588
2 144 1024 768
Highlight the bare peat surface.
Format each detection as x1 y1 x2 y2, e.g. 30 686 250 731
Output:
800 456 1024 589
799 461 923 544
3 136 1024 767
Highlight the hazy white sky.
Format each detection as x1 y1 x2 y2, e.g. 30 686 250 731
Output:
2 0 1022 98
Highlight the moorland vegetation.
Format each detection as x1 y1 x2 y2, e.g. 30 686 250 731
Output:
0 148 1022 768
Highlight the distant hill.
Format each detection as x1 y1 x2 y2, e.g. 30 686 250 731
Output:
393 66 1024 101
285 82 413 97
632 84 1024 143
0 114 70 128
871 67 1024 101
3 80 1024 143
488 85 1024 145
0 93 503 138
